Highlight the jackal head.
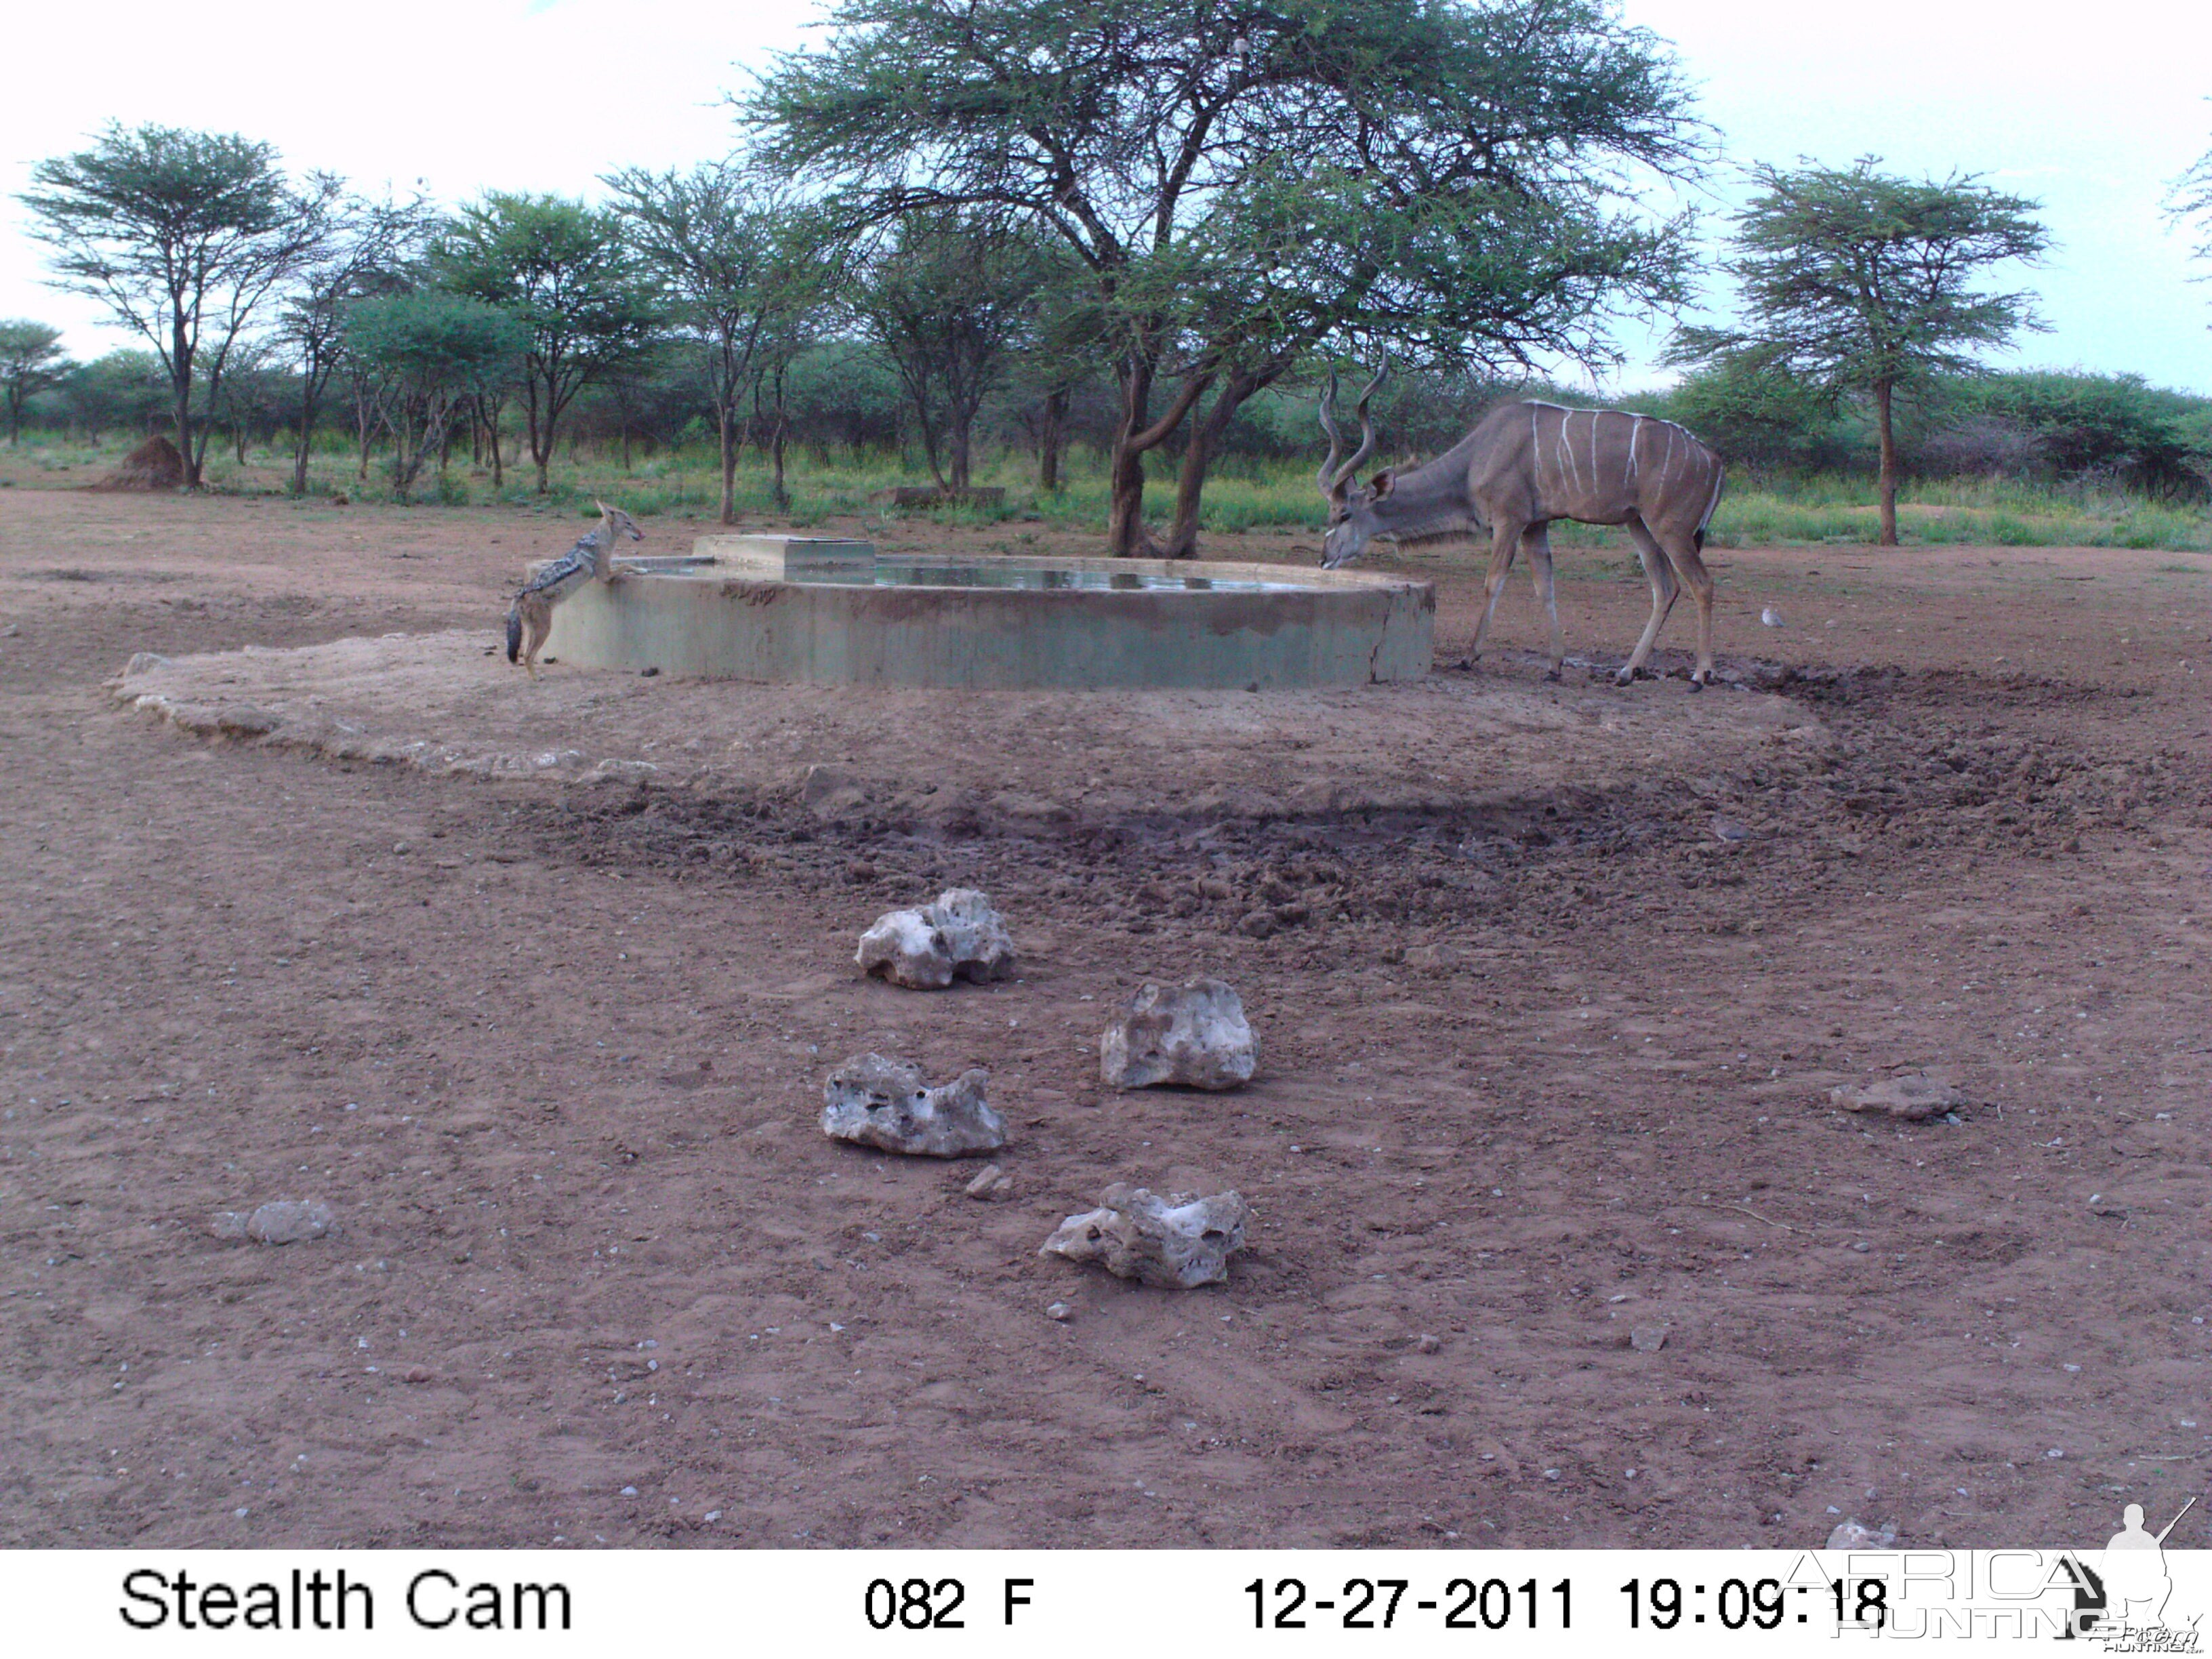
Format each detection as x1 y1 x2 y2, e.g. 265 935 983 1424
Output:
594 499 646 544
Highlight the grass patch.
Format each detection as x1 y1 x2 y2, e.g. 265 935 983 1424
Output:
9 434 2210 550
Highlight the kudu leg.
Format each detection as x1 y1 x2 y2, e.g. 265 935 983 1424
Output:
1618 516 1679 684
1658 531 1719 689
1523 525 1564 679
1465 519 1527 665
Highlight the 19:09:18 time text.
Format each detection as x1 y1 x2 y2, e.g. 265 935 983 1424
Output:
1247 1577 1570 1630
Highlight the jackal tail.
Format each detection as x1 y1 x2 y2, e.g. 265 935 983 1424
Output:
504 596 523 663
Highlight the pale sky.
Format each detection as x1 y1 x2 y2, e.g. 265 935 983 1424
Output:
3 0 2209 392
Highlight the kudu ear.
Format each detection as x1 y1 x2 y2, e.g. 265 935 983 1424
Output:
1370 469 1395 500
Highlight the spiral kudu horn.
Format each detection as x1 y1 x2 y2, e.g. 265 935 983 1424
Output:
1317 363 1388 497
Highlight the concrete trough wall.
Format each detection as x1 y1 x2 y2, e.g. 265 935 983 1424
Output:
541 541 1432 691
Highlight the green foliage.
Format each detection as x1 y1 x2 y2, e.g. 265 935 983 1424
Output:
343 292 527 501
436 192 659 490
0 319 75 443
853 210 1057 488
51 350 165 439
1657 357 1847 468
1947 371 2209 495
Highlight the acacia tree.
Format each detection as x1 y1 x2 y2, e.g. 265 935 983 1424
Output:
0 321 75 445
852 210 1052 491
603 164 800 523
1670 159 2049 546
342 293 527 503
436 194 659 493
20 124 340 487
275 192 436 495
750 0 1702 555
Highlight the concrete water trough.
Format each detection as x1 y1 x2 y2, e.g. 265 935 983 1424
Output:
540 535 1433 690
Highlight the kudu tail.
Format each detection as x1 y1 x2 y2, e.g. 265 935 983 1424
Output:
504 596 523 663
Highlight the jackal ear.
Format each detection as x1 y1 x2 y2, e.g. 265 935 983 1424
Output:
1370 468 1395 500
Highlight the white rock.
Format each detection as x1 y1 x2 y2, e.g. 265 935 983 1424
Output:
1825 1517 1898 1550
1829 1072 1963 1120
1040 1184 1249 1289
929 889 1015 982
1100 977 1256 1090
821 1053 1005 1157
855 889 1015 989
1629 1324 1670 1353
1761 607 1785 628
211 1199 335 1244
855 909 955 989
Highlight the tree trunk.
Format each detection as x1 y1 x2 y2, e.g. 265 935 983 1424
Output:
291 386 317 497
948 413 971 493
1161 372 1258 559
769 366 790 514
482 397 505 491
171 314 198 489
1104 358 1158 557
1037 388 1068 492
718 402 737 526
1875 378 1899 548
525 378 550 495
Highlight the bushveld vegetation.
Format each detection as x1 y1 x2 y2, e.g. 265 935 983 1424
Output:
6 0 2212 553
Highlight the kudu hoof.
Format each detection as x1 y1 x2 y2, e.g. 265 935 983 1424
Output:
1544 667 1563 683
1687 678 1703 693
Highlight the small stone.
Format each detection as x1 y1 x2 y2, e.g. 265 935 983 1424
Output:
1712 818 1750 844
1100 977 1256 1091
821 1054 1005 1157
621 1486 639 1497
1044 1302 1072 1322
1826 1517 1898 1550
638 665 659 678
963 1163 1006 1200
402 1366 432 1385
1040 1184 1249 1289
392 841 412 856
1850 1240 1872 1253
1761 608 1784 628
1415 1333 1443 1355
1236 909 1277 939
1629 1324 1670 1353
1829 1071 1964 1120
845 858 876 883
213 1199 335 1244
123 651 169 676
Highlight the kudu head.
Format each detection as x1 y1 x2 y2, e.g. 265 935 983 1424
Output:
594 498 646 544
1315 365 1393 568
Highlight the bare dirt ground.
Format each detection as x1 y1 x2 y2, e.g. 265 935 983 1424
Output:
2 483 2208 1551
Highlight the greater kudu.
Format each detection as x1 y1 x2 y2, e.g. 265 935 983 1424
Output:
1317 371 1727 687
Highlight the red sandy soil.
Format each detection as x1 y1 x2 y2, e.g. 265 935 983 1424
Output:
1 483 2207 1551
